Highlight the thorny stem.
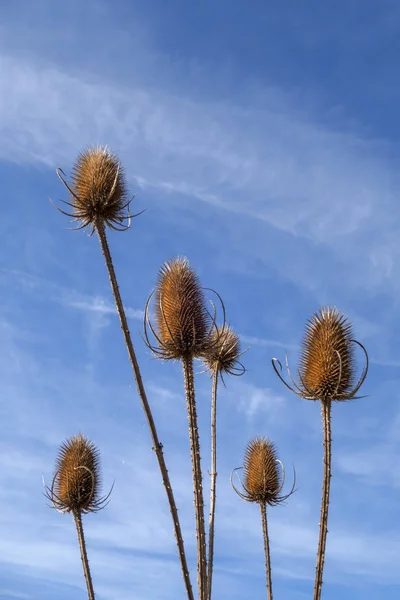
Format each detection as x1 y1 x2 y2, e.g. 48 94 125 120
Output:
96 220 194 600
314 399 332 600
73 511 95 600
207 370 218 600
182 356 208 600
260 503 273 600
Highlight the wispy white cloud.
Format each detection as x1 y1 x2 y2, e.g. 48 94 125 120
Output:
0 52 396 249
236 383 286 421
0 268 143 320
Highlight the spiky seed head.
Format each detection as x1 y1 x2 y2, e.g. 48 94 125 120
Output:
243 437 281 505
154 257 211 360
53 434 101 514
201 325 242 376
299 306 355 400
69 146 128 229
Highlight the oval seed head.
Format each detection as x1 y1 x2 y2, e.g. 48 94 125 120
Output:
201 325 242 376
54 434 101 514
154 257 211 360
299 306 355 400
70 146 128 229
243 437 281 505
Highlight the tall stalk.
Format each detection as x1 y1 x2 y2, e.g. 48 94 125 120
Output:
314 399 332 600
74 511 95 600
182 356 208 600
207 370 218 600
260 503 273 600
96 220 194 600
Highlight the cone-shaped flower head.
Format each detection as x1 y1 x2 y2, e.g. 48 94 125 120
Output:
242 437 282 505
201 325 244 378
299 307 355 400
57 146 130 232
231 437 295 506
49 434 106 514
149 257 211 360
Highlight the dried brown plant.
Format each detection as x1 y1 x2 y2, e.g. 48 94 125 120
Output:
53 148 194 600
145 256 211 361
200 325 246 600
145 257 211 600
201 325 245 382
44 434 111 600
52 146 133 234
271 306 368 600
231 437 295 600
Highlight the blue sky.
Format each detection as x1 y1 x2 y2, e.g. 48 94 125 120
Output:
0 0 400 598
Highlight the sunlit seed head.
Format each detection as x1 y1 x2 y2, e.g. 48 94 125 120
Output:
299 306 355 400
53 433 101 514
67 146 129 229
201 325 242 376
243 437 281 505
154 257 211 360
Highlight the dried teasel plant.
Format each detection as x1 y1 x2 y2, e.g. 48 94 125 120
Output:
52 147 194 600
44 434 112 600
231 437 295 600
144 257 216 600
200 325 246 599
271 307 368 600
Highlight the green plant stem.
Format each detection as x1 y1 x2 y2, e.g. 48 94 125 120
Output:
73 511 95 600
314 399 332 600
260 503 273 600
207 370 218 600
182 356 208 600
96 220 194 600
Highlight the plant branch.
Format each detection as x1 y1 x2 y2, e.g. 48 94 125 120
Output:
96 220 194 600
73 511 95 600
182 356 208 600
207 370 218 600
314 399 332 600
260 503 273 600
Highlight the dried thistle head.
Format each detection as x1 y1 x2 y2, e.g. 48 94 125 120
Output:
299 307 355 400
232 437 294 506
144 257 211 360
54 146 132 233
201 325 245 380
45 433 111 515
272 306 369 402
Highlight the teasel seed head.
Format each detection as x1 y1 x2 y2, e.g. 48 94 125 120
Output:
53 146 133 233
144 257 211 360
231 437 295 506
300 307 355 400
201 325 245 380
272 306 369 402
45 433 112 515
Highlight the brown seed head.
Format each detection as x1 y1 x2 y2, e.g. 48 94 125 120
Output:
299 306 355 400
201 325 242 377
243 437 282 505
66 146 129 230
53 434 102 514
153 257 211 359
